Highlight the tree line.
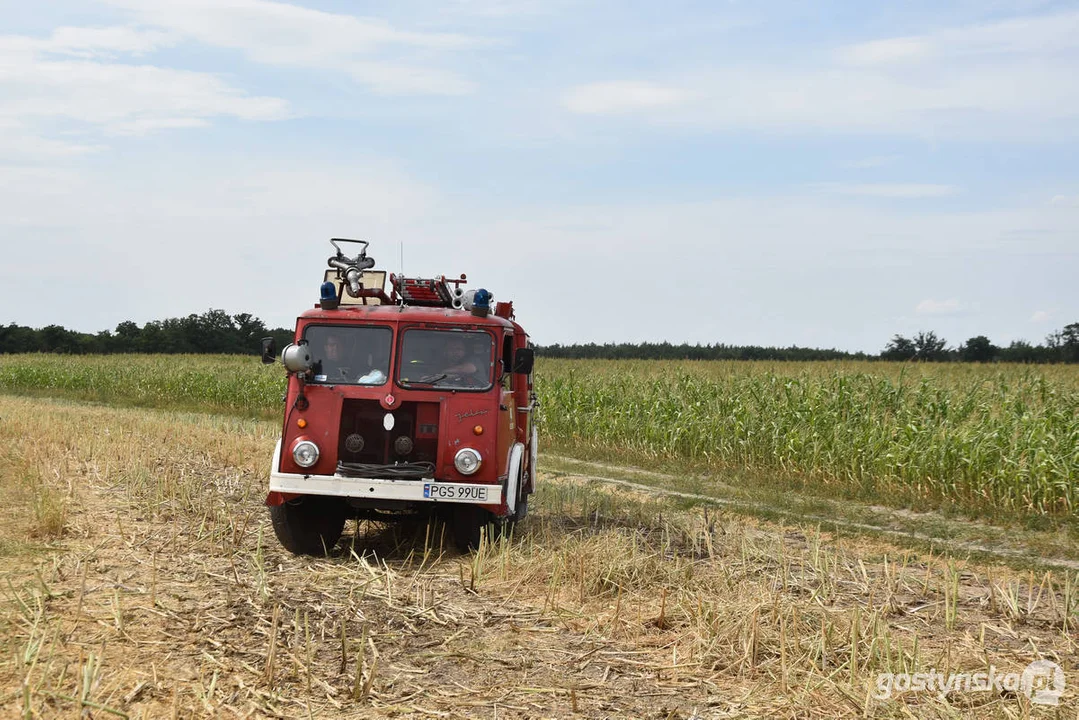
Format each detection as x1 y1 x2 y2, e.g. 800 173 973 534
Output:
1 311 1076 363
543 324 1078 363
0 310 293 356
538 341 868 362
880 326 1079 363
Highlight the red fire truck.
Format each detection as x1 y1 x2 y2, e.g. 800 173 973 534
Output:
262 239 537 554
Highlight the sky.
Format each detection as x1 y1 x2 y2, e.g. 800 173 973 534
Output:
0 0 1077 353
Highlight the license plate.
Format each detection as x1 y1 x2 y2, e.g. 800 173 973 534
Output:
423 483 488 502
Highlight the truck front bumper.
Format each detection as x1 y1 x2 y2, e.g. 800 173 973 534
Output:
268 440 503 505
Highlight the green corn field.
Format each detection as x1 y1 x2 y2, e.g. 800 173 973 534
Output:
0 354 282 419
1 354 1076 519
537 359 1079 519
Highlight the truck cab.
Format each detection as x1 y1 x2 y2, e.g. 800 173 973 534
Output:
264 240 537 553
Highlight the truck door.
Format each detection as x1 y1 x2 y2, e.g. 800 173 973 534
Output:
497 333 514 477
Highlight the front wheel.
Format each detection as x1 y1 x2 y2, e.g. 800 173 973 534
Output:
449 505 493 552
510 467 530 525
512 488 530 524
269 496 347 556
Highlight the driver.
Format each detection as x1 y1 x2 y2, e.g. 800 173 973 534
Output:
318 333 351 380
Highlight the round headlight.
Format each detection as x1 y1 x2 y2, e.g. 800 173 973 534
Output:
454 448 482 475
292 439 320 468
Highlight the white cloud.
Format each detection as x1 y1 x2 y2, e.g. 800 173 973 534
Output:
0 31 290 141
0 120 105 158
916 298 968 315
1050 194 1079 207
560 11 1079 140
563 81 687 114
442 0 555 18
0 1 483 156
811 183 958 198
838 12 1079 66
0 59 290 133
30 26 174 58
839 37 930 65
1030 310 1051 323
102 0 482 95
0 156 435 228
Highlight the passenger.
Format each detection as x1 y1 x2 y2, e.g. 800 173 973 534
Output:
440 336 478 376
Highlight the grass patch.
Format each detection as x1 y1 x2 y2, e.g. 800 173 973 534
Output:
0 432 69 545
541 454 1079 571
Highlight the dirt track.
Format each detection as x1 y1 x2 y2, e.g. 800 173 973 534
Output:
1 395 1076 718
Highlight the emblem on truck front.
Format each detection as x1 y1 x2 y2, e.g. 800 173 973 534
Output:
455 409 489 423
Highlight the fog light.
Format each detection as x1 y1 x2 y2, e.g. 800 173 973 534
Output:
454 448 482 475
394 436 414 455
292 439 320 468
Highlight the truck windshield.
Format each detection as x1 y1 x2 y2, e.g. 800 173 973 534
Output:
304 325 392 385
397 329 494 390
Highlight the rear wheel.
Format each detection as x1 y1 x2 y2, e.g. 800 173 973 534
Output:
269 496 347 556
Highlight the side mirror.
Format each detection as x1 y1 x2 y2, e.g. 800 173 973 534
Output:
512 347 534 375
260 337 277 365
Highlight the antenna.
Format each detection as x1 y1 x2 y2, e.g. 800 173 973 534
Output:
397 240 405 306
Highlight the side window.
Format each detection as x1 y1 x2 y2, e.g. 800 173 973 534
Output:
501 334 514 388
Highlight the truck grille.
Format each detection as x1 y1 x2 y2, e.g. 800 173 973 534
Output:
337 399 439 468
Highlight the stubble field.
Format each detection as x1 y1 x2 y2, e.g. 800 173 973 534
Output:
1 355 1077 718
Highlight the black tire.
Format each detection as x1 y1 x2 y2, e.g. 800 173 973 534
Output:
486 469 528 543
450 505 491 552
512 489 530 524
269 496 347 556
511 467 531 524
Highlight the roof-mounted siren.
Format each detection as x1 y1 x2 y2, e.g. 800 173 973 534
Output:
319 281 339 310
470 288 492 318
